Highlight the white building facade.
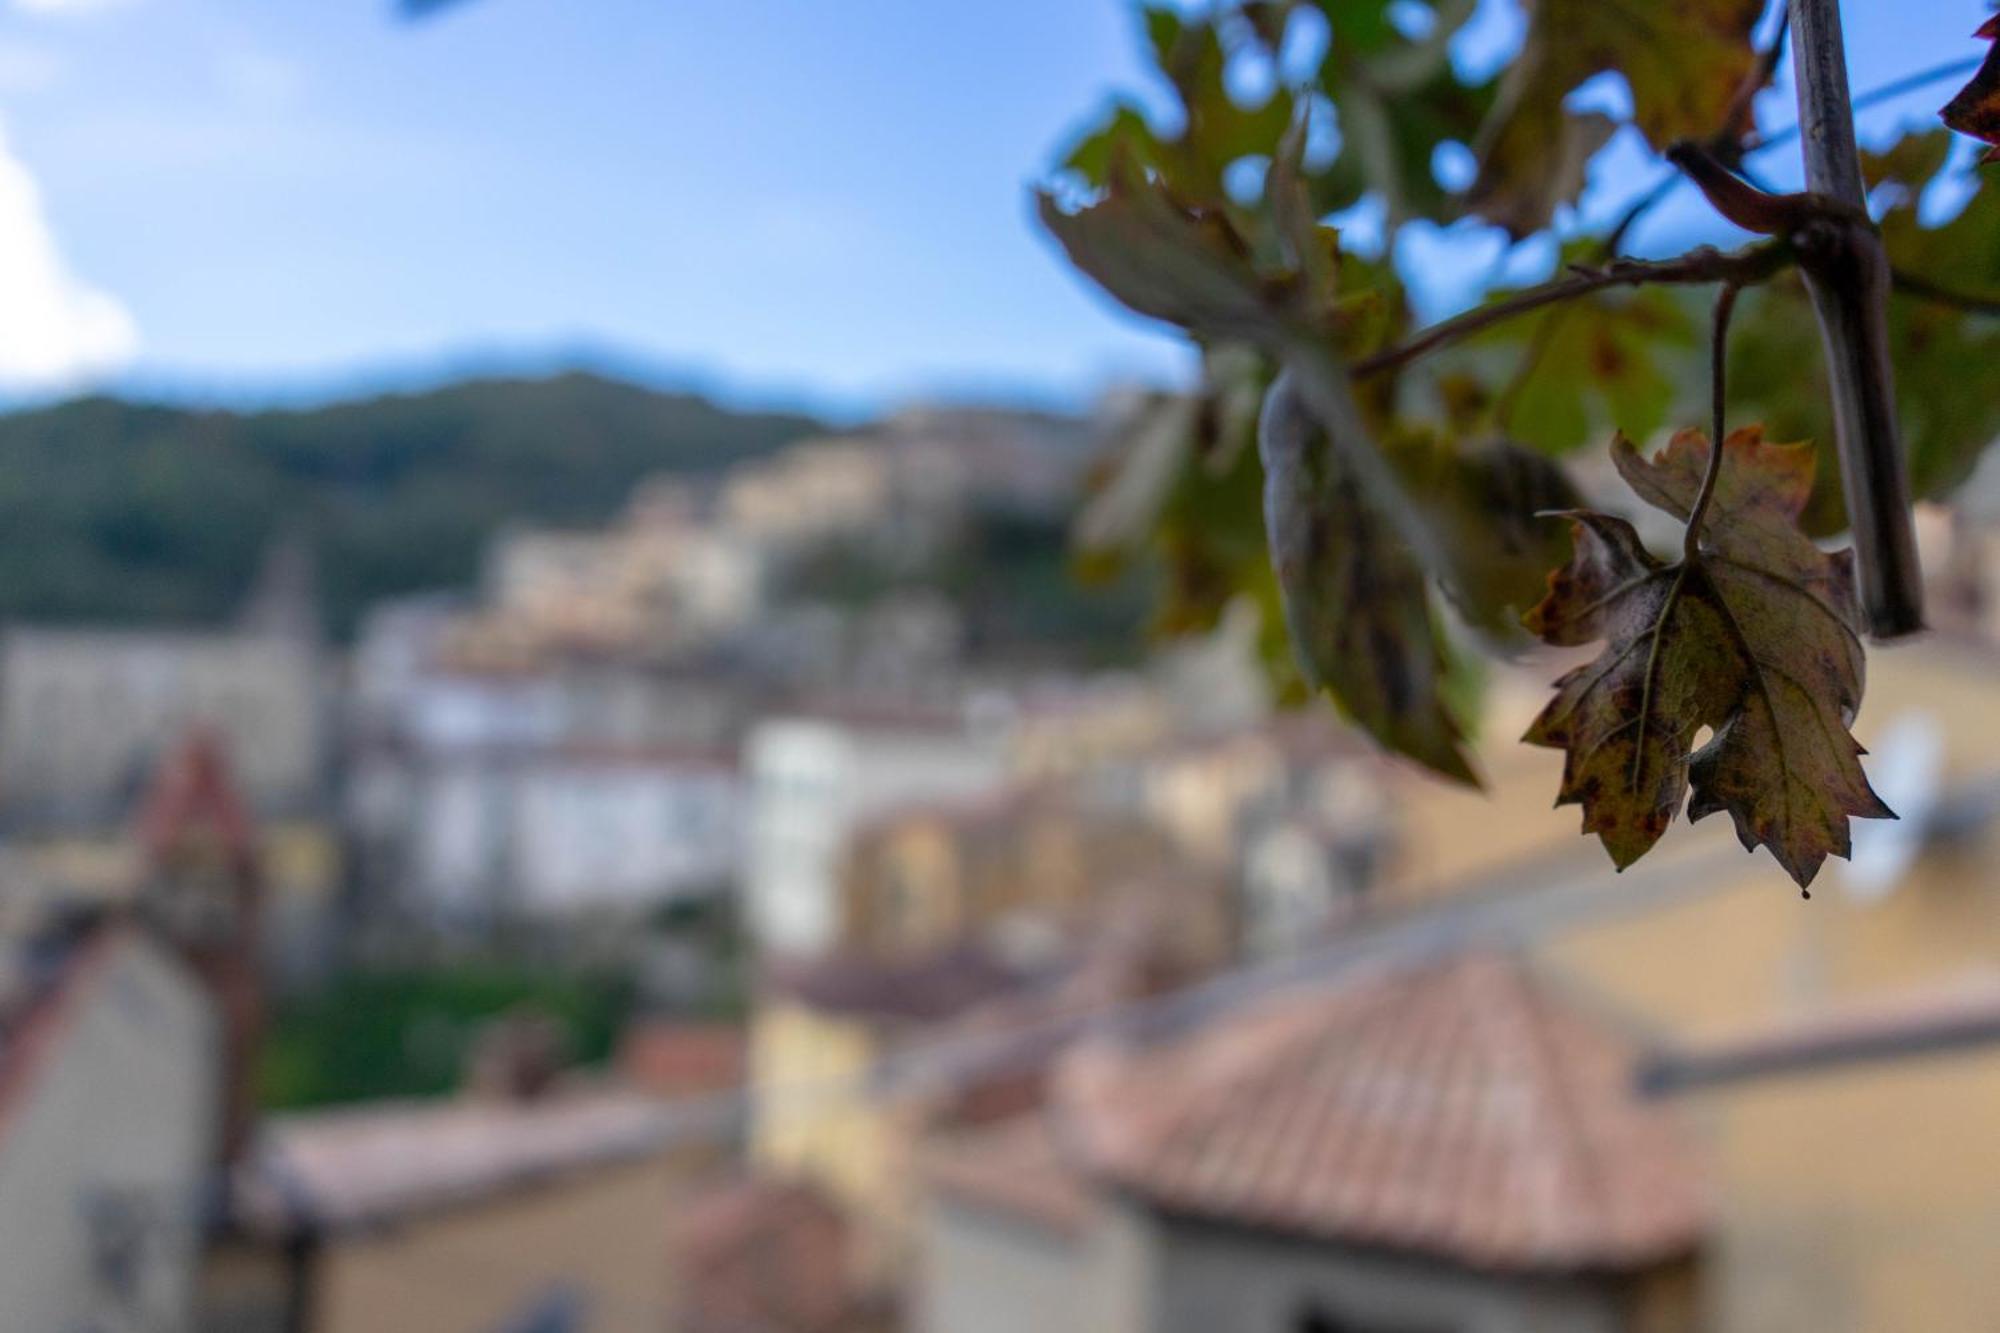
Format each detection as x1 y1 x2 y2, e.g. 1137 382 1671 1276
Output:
0 627 321 826
385 751 740 928
743 707 1014 956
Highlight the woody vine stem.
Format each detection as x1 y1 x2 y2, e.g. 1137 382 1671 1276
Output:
1786 0 1923 638
1683 283 1743 565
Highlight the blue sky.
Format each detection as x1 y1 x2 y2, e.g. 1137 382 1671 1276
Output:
0 0 1984 418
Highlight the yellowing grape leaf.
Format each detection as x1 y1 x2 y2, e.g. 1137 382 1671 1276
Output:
1469 0 1763 237
1524 427 1893 889
1262 371 1477 784
1941 15 2000 164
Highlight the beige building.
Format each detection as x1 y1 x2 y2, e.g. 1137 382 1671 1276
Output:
836 785 1190 963
748 947 1029 1286
473 515 762 664
748 904 1240 1307
721 440 896 555
1516 639 2000 1333
1003 676 1173 782
240 1090 705 1333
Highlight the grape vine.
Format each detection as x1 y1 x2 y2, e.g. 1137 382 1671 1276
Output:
1047 0 2000 889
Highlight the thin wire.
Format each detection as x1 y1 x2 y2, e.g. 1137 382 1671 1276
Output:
1746 55 1987 155
1892 266 2000 318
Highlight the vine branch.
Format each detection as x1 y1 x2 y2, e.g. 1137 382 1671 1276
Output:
1787 0 1924 639
1351 242 1789 380
1719 6 1791 158
1686 282 1742 562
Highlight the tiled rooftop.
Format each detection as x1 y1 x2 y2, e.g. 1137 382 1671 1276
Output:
928 953 1704 1274
673 1175 870 1333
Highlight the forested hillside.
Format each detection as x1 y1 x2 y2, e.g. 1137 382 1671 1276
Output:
0 372 825 636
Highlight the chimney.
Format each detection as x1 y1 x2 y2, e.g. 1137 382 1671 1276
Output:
136 730 266 1168
462 1009 571 1103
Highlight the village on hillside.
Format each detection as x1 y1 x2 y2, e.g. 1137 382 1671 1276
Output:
5 388 2000 1333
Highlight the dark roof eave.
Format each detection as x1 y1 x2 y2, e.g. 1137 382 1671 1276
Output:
1128 1189 1704 1282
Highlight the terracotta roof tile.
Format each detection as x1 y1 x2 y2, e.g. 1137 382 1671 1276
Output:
929 953 1703 1274
0 926 122 1148
924 1114 1092 1235
1097 954 1702 1270
617 1021 746 1099
673 1176 868 1333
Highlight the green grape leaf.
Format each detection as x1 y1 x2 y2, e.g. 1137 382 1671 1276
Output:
1307 0 1497 226
1262 370 1477 783
1524 427 1892 889
1467 274 1696 455
1064 104 1172 189
1269 111 1343 317
1468 0 1763 237
1063 1 1494 240
1086 6 1296 204
1074 392 1200 562
1941 15 2000 164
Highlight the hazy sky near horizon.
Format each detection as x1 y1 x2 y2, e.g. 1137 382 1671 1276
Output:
0 0 1982 417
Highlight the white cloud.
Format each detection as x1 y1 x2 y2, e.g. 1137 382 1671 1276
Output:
0 124 137 388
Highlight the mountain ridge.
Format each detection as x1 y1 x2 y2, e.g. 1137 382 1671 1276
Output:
0 370 828 638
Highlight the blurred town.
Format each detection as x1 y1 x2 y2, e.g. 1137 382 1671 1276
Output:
5 376 2000 1333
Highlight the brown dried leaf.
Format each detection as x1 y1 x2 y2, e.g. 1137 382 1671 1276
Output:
1942 16 2000 164
1524 427 1893 889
